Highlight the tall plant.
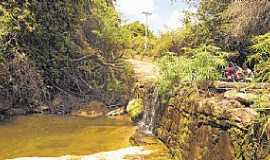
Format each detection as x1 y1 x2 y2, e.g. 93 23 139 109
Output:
156 45 226 94
248 33 270 82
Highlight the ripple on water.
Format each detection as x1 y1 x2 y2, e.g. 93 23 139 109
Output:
9 146 153 160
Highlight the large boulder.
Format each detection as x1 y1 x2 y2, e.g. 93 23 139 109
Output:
224 90 258 106
225 108 258 123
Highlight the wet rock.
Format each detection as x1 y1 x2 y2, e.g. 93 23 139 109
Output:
9 108 27 116
106 107 126 117
130 131 158 146
33 105 50 114
0 114 5 121
71 101 108 118
54 105 72 115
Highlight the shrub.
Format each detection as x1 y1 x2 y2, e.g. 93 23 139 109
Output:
156 45 227 94
126 98 143 119
0 0 134 107
248 33 270 82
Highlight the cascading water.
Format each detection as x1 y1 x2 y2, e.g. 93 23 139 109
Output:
139 86 160 135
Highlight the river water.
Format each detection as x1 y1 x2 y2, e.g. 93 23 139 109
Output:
0 115 137 159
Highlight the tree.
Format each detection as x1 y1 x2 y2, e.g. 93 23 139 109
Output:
0 0 134 107
124 21 146 37
122 21 155 57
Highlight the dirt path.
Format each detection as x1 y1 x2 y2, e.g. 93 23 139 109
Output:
127 59 159 81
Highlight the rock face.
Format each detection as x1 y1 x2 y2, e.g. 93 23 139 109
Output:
156 87 270 160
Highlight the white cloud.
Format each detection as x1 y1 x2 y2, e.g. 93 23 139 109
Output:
116 0 155 17
115 0 159 33
163 10 184 31
115 0 187 34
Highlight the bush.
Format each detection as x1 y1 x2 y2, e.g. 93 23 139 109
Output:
156 45 227 94
126 98 143 119
248 33 270 82
0 0 134 108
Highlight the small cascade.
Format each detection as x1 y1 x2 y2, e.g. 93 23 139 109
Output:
139 86 161 135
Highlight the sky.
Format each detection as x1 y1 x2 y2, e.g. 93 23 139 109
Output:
115 0 194 34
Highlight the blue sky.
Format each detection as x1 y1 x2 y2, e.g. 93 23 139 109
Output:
115 0 195 34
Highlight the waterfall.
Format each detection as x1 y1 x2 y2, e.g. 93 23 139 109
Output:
139 86 160 135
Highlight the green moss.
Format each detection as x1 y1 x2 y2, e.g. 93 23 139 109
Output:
127 98 143 119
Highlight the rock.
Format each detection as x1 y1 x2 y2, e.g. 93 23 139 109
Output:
106 107 126 117
213 81 270 90
226 108 258 123
130 130 159 146
9 108 27 116
0 114 5 121
33 105 50 114
55 105 72 115
71 101 108 118
52 95 64 107
224 90 258 106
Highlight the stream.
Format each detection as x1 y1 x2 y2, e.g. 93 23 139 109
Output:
0 115 151 159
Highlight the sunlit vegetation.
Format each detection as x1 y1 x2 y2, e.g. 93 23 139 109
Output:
126 98 143 120
156 45 227 94
248 33 270 82
154 0 270 91
122 21 156 58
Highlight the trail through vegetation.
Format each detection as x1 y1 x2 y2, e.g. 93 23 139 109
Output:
127 59 159 81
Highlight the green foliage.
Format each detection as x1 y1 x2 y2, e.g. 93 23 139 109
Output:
252 94 270 109
126 98 143 119
228 116 270 160
91 0 129 54
0 0 134 105
168 0 270 52
156 45 227 94
0 1 81 83
223 0 270 38
248 33 270 82
158 22 194 55
152 32 173 56
124 21 146 37
121 21 156 58
158 14 217 55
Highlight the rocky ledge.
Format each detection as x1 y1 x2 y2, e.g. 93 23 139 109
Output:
157 86 270 160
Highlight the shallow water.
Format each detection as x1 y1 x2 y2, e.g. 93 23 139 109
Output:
0 115 137 159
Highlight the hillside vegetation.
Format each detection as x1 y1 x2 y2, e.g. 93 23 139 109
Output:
0 0 134 114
